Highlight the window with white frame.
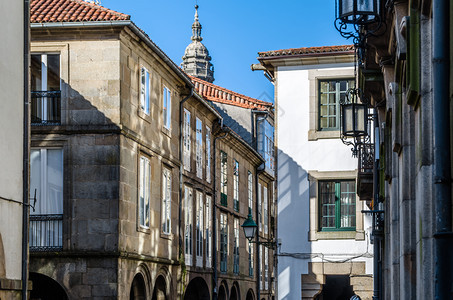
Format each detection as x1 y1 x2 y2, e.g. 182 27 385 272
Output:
139 156 151 228
196 191 204 266
264 247 269 290
220 213 228 273
140 67 151 115
183 109 191 171
248 171 253 214
264 185 268 235
29 148 63 251
206 195 212 268
318 79 355 130
233 218 240 274
162 167 172 234
196 118 203 178
220 151 228 206
248 241 254 277
206 126 211 183
163 86 171 129
258 183 262 232
184 186 193 265
233 160 239 212
31 54 61 124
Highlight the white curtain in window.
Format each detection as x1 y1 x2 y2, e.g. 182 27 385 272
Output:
30 149 63 215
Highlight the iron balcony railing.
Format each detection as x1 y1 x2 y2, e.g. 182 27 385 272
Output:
358 142 374 174
31 90 61 125
29 214 63 252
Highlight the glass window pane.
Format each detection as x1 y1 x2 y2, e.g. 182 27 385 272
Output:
329 81 336 91
329 117 336 128
31 55 42 91
329 94 336 104
320 82 328 92
47 54 60 91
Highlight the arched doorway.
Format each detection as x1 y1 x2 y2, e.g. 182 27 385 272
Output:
315 275 355 300
184 277 210 300
130 273 147 300
230 282 240 300
152 275 167 300
246 289 255 300
218 285 227 300
29 272 68 300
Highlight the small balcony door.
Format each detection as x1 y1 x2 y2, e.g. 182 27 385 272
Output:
29 148 63 251
31 54 61 124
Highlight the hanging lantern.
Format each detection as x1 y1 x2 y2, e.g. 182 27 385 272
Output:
340 88 368 156
337 0 381 25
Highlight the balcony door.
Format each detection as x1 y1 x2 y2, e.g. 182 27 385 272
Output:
29 148 63 251
31 54 61 124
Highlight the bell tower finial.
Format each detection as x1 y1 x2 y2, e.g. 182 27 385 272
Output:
191 4 202 42
182 2 215 83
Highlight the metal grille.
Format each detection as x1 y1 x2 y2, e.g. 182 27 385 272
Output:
29 214 63 252
31 91 61 125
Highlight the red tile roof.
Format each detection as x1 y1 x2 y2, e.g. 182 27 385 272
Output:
258 45 354 58
30 0 130 23
190 76 273 111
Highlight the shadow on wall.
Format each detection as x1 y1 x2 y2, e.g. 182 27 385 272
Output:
277 149 311 300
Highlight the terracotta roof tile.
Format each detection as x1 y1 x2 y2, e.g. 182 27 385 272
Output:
189 76 273 111
258 45 354 58
30 0 130 23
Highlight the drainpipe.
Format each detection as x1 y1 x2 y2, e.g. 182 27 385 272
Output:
372 115 381 300
255 166 264 300
433 0 452 299
22 0 30 299
212 124 229 300
179 87 193 268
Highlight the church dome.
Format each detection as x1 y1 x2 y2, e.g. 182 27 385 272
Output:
181 5 214 83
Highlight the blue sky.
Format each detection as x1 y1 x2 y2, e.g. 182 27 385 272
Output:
101 0 349 102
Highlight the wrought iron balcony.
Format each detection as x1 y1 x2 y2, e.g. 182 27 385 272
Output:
357 142 374 200
29 214 63 252
31 91 61 125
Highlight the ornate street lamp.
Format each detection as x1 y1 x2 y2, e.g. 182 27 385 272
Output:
340 88 368 156
241 214 275 249
335 0 383 65
241 214 257 241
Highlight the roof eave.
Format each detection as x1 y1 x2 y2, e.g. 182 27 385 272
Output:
31 20 194 88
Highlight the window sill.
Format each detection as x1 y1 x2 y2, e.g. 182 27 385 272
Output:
162 126 171 137
137 225 151 234
308 129 340 141
308 230 365 241
160 232 173 240
138 109 152 124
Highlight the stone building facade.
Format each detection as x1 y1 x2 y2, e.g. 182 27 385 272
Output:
0 1 28 299
192 77 277 300
28 0 275 299
342 0 453 299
